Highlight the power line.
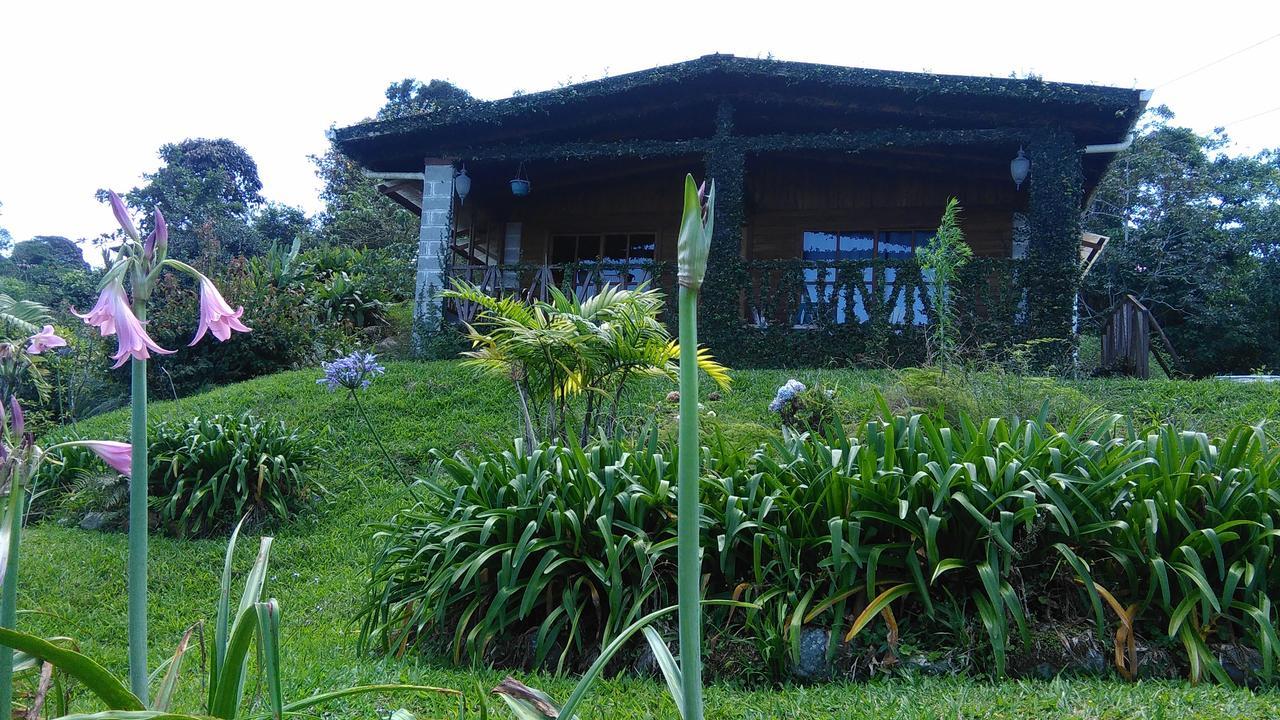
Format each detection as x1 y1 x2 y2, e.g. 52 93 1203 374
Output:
1221 104 1280 129
1154 31 1280 89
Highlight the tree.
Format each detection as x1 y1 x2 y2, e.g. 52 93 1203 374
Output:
11 236 88 269
0 202 12 255
311 141 418 252
377 78 474 120
314 78 474 250
1084 107 1280 374
117 138 268 260
252 203 312 248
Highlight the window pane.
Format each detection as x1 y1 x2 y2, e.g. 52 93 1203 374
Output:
841 232 875 259
550 235 577 264
802 231 839 261
603 234 628 261
577 235 602 261
628 233 656 259
879 231 915 259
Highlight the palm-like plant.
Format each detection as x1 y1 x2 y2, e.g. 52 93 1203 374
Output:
443 280 729 445
0 294 55 403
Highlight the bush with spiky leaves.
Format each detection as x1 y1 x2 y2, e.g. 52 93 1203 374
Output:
443 280 729 445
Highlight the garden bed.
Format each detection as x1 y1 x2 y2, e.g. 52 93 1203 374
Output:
21 361 1280 717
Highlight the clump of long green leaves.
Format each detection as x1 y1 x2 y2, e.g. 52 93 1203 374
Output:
367 408 1280 687
147 413 321 537
1053 422 1280 683
442 280 729 446
39 413 322 537
0 517 459 719
359 430 679 670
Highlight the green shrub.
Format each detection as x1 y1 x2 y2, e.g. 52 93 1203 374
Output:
40 413 323 537
364 411 1280 685
893 366 1094 427
360 432 680 671
148 413 323 537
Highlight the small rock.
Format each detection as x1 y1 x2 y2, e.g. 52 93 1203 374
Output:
707 391 722 401
789 627 831 681
1215 644 1263 687
1080 648 1107 675
902 654 955 676
80 512 108 531
665 391 680 403
633 644 658 676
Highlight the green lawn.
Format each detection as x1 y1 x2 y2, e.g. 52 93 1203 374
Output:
21 361 1280 719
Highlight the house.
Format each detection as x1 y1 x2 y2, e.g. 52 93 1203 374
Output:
334 54 1149 365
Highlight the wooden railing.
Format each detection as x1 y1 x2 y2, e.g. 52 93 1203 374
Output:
447 261 679 325
447 257 1033 336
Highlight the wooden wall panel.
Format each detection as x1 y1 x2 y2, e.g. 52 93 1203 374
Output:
454 155 1025 264
747 157 1022 259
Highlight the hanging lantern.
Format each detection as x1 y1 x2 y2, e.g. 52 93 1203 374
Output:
1010 147 1031 190
453 166 471 204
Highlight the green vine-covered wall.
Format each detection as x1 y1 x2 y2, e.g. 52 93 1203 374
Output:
687 103 1084 369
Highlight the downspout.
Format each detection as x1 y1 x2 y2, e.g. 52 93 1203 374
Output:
1083 132 1136 154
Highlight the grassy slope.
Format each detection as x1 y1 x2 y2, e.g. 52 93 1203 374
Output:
21 361 1280 719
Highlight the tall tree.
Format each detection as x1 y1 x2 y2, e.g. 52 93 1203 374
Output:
1084 107 1280 374
313 79 472 251
10 236 88 269
0 202 12 255
116 138 268 260
377 78 474 120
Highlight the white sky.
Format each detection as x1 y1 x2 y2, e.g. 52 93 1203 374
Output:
2 0 1278 248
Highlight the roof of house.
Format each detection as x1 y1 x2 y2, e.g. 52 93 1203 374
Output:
335 53 1149 178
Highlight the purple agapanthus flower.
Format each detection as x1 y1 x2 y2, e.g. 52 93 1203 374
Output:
769 379 806 413
318 351 385 391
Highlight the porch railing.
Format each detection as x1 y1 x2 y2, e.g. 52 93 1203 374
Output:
446 257 1032 339
447 261 679 325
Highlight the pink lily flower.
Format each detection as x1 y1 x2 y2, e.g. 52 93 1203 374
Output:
26 325 67 354
8 397 22 439
73 280 174 368
80 441 133 477
108 190 139 241
190 273 251 345
144 208 168 260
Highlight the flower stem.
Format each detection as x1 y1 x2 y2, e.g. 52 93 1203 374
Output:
0 468 26 720
351 391 416 497
128 313 149 703
676 285 703 720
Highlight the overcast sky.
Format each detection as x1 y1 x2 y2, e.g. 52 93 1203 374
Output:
2 1 1278 248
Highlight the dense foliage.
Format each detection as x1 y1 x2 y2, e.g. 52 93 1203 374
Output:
40 412 322 537
1085 107 1280 375
444 281 730 444
363 411 1279 685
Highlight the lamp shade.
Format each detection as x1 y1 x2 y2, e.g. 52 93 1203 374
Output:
454 168 471 204
1010 148 1031 190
